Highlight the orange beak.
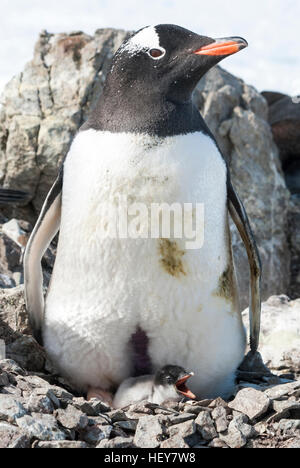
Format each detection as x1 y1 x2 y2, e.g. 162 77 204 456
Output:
175 373 196 400
194 37 248 57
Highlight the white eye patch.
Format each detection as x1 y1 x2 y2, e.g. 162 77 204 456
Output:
118 25 165 59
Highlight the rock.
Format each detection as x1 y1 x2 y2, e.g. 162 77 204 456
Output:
114 419 137 431
26 393 54 415
262 92 300 296
278 419 300 433
0 394 27 422
208 438 229 448
182 402 212 416
106 409 128 423
243 296 300 374
0 233 22 274
0 274 15 288
6 336 46 372
208 397 231 412
211 406 229 433
71 397 110 415
264 380 300 400
16 413 66 441
40 389 61 409
35 440 88 448
228 388 270 421
190 399 213 408
219 414 256 449
168 419 198 447
2 219 29 248
134 415 167 448
160 434 190 448
55 405 89 430
0 421 30 448
124 401 154 419
284 438 300 449
82 424 112 445
0 371 9 386
195 410 217 441
261 91 288 107
0 29 130 213
46 385 74 404
0 359 25 376
220 428 246 449
110 425 129 438
168 412 196 425
97 436 135 448
0 30 291 307
267 96 300 162
0 286 31 338
270 400 300 422
16 374 51 393
87 415 112 427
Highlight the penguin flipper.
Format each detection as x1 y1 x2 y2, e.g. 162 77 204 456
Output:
227 180 262 353
0 188 30 205
24 170 63 344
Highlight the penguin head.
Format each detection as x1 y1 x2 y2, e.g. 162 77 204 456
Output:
154 365 196 400
108 24 247 103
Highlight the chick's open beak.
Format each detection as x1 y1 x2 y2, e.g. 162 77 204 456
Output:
194 37 248 57
175 372 196 400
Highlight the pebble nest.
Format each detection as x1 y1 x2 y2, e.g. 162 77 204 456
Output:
0 359 299 449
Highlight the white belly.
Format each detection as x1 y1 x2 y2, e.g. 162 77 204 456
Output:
44 129 246 398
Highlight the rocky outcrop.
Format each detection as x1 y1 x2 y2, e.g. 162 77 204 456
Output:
0 29 130 214
0 28 292 307
265 94 300 177
262 91 300 299
263 91 300 196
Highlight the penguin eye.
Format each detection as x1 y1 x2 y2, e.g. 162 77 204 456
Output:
148 48 165 60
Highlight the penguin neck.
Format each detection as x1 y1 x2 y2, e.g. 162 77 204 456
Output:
81 85 211 138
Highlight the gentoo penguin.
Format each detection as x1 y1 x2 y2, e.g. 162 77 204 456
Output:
24 24 261 401
113 365 196 408
0 188 29 205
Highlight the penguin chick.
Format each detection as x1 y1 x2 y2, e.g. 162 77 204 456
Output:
113 365 196 408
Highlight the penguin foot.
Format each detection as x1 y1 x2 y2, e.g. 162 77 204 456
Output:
87 387 113 406
237 351 273 382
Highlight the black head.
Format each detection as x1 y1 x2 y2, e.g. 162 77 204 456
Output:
154 365 188 385
109 24 247 104
83 24 247 136
154 365 196 399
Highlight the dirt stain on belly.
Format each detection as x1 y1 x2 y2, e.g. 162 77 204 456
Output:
158 239 186 278
215 264 234 301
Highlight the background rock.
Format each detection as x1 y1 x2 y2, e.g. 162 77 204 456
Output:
288 198 300 298
0 29 293 307
243 295 300 376
262 90 300 299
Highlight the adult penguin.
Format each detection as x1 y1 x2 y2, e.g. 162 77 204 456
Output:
24 25 261 401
